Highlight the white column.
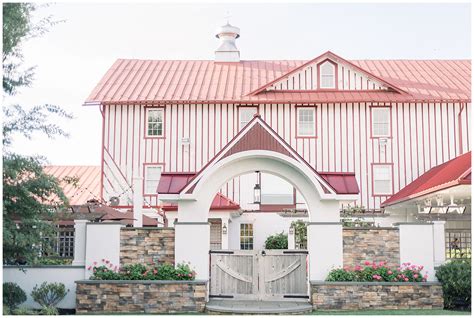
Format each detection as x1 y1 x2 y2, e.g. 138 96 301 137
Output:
221 219 229 250
398 223 436 281
432 221 446 267
133 176 143 228
72 219 88 266
72 220 88 266
174 222 210 280
307 222 343 281
84 222 124 279
288 225 295 250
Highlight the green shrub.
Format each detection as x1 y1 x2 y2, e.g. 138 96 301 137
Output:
32 258 72 265
88 259 196 281
3 282 27 309
31 282 68 308
264 232 288 249
39 306 59 315
435 259 471 309
326 261 428 282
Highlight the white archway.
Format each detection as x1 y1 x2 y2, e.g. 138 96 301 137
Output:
164 150 355 282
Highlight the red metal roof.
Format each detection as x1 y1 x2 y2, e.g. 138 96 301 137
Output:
162 192 240 211
382 152 472 207
85 55 470 105
319 172 360 195
43 166 101 205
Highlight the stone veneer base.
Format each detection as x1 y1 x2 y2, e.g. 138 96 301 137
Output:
75 280 207 314
311 281 444 310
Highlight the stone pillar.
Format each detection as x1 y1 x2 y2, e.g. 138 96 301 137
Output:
307 222 343 281
174 222 210 280
84 222 124 278
133 176 143 228
221 219 229 250
397 223 435 281
72 219 88 266
288 225 296 250
432 221 446 267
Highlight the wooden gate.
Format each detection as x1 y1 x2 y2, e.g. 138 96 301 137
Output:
210 250 308 300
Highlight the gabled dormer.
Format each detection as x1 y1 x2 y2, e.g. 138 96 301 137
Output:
248 51 407 95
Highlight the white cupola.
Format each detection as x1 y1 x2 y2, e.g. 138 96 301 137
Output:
215 22 240 62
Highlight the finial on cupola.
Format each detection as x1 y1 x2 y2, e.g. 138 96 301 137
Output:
215 14 240 63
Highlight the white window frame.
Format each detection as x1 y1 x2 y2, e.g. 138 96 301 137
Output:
145 108 164 137
319 61 336 89
296 107 316 137
373 165 392 195
240 223 254 250
371 107 391 138
144 165 162 195
239 107 258 130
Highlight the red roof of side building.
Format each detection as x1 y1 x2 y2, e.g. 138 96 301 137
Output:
84 55 470 105
381 152 472 207
162 192 240 211
43 166 101 205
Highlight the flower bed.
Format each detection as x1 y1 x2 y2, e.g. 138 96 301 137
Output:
327 261 428 282
310 261 443 310
88 259 196 280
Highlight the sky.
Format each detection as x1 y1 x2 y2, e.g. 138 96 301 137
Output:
5 2 471 166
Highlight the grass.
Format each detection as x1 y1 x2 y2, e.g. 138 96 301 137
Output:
312 309 471 315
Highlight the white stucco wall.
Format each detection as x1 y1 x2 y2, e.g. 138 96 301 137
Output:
3 266 85 309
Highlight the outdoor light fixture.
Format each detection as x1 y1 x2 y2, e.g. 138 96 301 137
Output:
254 171 261 204
222 224 227 235
289 226 294 235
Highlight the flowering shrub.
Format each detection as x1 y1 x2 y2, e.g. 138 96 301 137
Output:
326 261 428 282
88 259 196 281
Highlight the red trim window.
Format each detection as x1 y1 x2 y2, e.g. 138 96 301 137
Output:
144 164 162 195
371 107 391 138
296 107 317 138
318 59 337 89
239 106 258 130
372 164 393 196
145 108 164 138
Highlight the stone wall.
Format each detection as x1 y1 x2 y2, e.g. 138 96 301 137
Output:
76 280 207 313
311 282 443 310
120 228 174 265
343 228 400 268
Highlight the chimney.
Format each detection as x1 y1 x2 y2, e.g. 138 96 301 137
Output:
215 22 240 62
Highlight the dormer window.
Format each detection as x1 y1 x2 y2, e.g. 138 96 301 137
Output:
319 60 336 89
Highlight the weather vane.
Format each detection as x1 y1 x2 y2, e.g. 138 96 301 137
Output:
224 11 232 24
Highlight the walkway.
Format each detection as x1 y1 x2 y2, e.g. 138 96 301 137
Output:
206 299 313 314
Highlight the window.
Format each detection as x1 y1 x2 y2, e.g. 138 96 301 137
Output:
239 107 257 129
373 165 392 195
371 108 391 137
146 108 164 137
240 223 254 250
297 107 316 137
319 61 336 89
144 165 162 194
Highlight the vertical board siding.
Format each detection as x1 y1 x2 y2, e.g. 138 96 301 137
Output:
102 102 471 210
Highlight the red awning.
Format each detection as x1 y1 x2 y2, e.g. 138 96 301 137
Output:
162 192 240 211
319 172 360 195
382 152 471 207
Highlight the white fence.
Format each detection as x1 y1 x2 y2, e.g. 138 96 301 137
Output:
3 266 85 309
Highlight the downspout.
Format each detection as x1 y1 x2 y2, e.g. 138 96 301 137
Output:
458 102 465 154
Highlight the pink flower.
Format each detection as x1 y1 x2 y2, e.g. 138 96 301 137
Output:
372 264 378 269
388 270 393 275
93 261 97 265
102 259 105 262
87 266 92 270
406 262 411 266
404 278 409 282
419 265 424 270
105 260 110 264
188 273 192 277
364 261 371 266
153 269 158 275
114 266 118 271
343 266 350 271
355 265 362 271
108 263 113 268
423 274 428 279
379 261 386 266
414 274 419 279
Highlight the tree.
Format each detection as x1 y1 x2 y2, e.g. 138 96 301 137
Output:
3 3 72 264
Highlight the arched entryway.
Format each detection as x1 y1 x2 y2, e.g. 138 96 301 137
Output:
158 116 359 289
